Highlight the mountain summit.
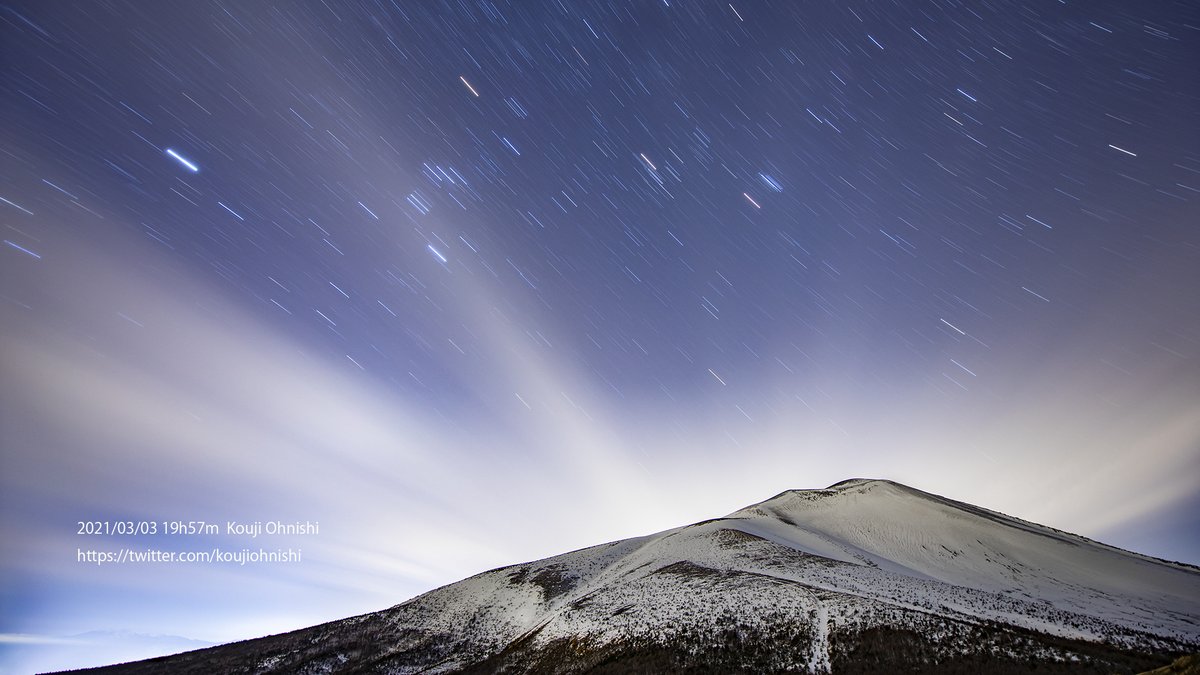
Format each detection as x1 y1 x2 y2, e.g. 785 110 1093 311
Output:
77 479 1200 673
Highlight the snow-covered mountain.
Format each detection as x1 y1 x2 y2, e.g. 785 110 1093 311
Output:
73 479 1200 674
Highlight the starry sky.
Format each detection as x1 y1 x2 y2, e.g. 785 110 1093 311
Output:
2 0 1198 670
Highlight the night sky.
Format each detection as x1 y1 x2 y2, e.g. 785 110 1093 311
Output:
2 0 1198 670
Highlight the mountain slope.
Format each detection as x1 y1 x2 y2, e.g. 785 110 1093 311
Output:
73 479 1200 674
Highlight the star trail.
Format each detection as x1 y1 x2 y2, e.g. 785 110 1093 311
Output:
1 1 1197 669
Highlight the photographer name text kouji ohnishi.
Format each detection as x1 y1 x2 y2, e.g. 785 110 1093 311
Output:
226 520 320 538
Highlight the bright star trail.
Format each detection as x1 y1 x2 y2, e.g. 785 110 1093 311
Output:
427 244 448 263
164 148 200 172
3 240 42 259
459 76 480 97
1 1 1197 672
